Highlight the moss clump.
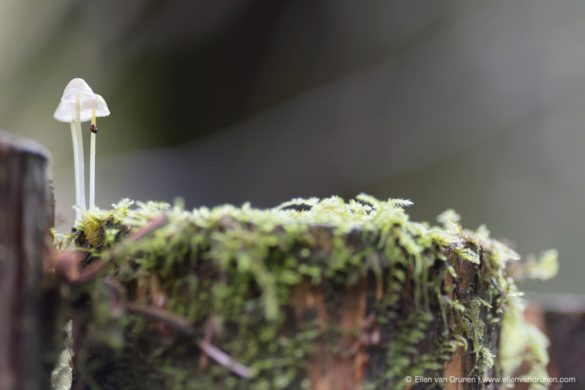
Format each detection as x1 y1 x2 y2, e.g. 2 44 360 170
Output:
60 194 554 389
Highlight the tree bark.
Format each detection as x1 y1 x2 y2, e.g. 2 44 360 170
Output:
0 131 53 390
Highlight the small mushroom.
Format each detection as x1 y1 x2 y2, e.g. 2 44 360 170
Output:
53 78 95 221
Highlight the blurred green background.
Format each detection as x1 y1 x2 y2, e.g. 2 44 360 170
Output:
1 0 583 294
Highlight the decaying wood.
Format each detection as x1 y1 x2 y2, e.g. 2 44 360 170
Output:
292 279 367 390
443 250 499 390
443 270 466 390
0 131 53 390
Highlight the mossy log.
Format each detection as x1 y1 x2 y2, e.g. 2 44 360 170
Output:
0 131 54 390
54 197 549 390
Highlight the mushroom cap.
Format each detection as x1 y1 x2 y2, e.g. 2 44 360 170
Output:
82 94 110 117
54 101 92 122
60 78 95 104
54 94 110 123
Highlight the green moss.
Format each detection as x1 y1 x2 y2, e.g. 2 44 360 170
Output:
61 194 553 389
523 250 559 281
499 285 550 390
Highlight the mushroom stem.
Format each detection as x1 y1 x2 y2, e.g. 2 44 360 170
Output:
70 124 85 221
89 108 97 209
72 94 86 221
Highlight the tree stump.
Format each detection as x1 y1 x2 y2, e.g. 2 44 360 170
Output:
63 197 546 389
0 131 53 390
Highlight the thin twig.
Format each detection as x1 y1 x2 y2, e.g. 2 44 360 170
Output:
197 341 252 379
125 303 196 336
128 213 168 242
126 304 252 378
199 316 215 369
124 303 251 378
106 278 251 379
76 260 105 284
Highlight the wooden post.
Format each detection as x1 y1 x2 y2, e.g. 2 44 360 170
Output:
526 293 585 389
0 131 53 390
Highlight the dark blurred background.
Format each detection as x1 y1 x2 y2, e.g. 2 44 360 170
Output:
1 0 584 294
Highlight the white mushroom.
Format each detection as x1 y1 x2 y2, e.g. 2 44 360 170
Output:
60 78 95 104
53 78 95 221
